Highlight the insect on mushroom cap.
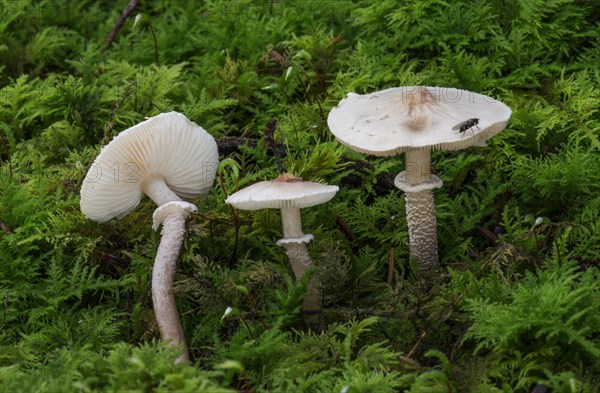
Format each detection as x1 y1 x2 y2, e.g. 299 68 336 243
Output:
327 86 511 156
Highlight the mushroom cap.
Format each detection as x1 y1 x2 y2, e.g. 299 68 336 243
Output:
327 86 511 156
225 175 339 210
80 112 218 223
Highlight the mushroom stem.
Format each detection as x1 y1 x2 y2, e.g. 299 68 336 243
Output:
280 207 304 238
151 201 197 363
279 241 321 313
278 238 313 280
278 207 321 313
142 175 181 206
398 149 441 272
152 206 192 363
404 190 438 271
404 150 431 185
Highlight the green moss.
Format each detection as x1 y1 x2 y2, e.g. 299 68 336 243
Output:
1 0 599 391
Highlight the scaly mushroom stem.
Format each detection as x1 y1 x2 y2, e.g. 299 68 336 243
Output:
404 191 438 270
279 241 321 313
396 150 443 273
278 206 321 313
143 176 193 362
278 236 313 281
151 201 197 363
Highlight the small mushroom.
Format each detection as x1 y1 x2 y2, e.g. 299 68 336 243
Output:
328 86 511 272
225 173 339 313
80 112 218 362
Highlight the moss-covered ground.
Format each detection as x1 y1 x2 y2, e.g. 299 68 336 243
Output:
0 1 599 392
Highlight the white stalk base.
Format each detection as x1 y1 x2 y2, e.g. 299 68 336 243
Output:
152 201 196 363
279 240 322 313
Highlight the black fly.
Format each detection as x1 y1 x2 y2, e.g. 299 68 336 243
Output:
452 118 480 136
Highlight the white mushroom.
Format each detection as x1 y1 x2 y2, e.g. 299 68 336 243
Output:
80 112 218 362
225 173 339 313
328 86 511 272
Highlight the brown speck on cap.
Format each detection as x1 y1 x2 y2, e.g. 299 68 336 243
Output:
328 86 511 156
275 173 303 182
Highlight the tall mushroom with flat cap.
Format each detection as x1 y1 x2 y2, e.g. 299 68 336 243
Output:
80 112 218 362
328 86 511 272
225 173 338 313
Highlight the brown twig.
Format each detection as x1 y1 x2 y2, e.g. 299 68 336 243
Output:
476 225 499 243
406 331 427 358
105 0 140 49
398 355 421 367
335 215 357 242
147 23 160 66
387 247 395 287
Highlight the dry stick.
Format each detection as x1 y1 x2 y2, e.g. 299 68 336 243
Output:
147 24 160 66
105 0 139 49
335 215 358 242
476 224 499 243
387 247 395 287
406 331 427 358
398 355 421 368
237 313 255 338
